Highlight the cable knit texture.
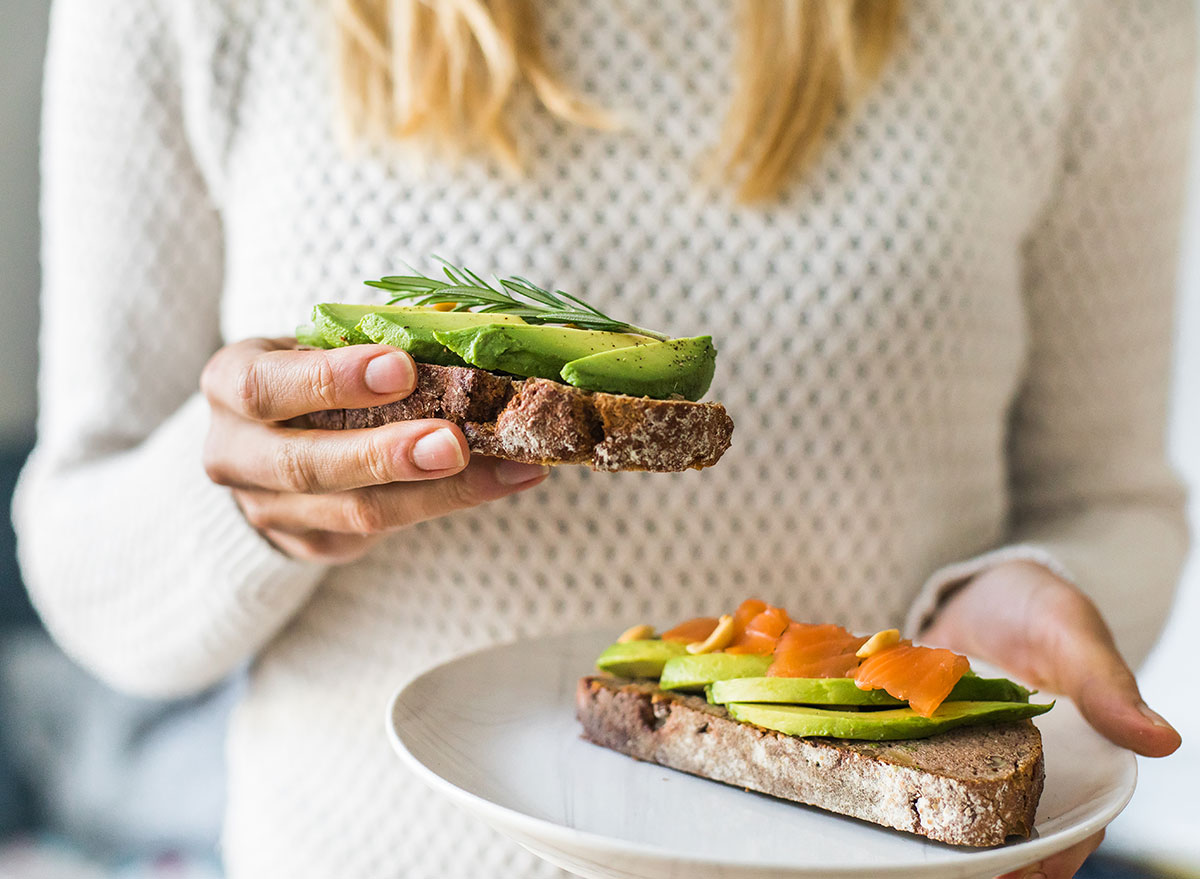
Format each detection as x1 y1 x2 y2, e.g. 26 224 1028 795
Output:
15 0 1193 876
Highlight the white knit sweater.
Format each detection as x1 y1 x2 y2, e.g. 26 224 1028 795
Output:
16 1 1194 876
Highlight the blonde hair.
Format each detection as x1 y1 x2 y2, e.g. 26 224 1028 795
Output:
334 0 901 201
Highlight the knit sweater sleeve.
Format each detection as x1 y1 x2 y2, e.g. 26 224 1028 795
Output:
906 2 1194 667
13 0 326 698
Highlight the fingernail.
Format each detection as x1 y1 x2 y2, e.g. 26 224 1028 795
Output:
494 460 550 485
363 352 415 395
411 428 465 471
1138 701 1176 731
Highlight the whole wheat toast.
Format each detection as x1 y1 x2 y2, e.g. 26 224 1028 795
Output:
577 676 1045 847
299 362 734 472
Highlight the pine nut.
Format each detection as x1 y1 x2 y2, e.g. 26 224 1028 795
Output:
686 614 736 654
856 628 901 658
616 624 656 643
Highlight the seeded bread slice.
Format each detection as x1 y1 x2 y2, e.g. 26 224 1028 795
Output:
577 676 1045 847
299 363 734 472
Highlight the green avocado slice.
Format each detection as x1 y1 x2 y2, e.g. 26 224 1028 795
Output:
709 674 1031 706
726 700 1053 741
311 303 398 347
434 324 651 382
560 336 717 401
355 310 527 366
311 303 528 351
658 654 772 692
595 639 689 678
295 323 326 348
357 313 468 366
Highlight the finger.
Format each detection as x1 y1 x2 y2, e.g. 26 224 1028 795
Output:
260 528 382 565
996 829 1105 879
202 338 418 422
1033 590 1181 758
233 457 551 535
205 414 471 493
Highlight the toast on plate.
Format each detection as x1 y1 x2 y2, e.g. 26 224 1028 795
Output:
578 604 1052 846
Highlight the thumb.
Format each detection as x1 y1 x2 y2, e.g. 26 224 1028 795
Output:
1038 591 1180 758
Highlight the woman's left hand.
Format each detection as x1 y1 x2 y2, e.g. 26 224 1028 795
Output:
921 560 1182 879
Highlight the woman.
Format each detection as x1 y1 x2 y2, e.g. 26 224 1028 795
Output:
15 0 1189 877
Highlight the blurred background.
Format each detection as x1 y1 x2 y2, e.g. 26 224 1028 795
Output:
1 2 1198 878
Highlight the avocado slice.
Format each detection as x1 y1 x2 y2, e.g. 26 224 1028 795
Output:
433 324 652 382
595 639 689 678
358 313 466 365
951 674 1031 702
711 677 907 706
560 336 717 401
709 675 1031 707
725 700 1053 741
356 310 528 367
658 654 772 692
311 303 391 347
295 323 326 348
311 304 529 350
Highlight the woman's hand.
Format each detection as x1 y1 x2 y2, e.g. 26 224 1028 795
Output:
200 337 550 563
922 560 1181 879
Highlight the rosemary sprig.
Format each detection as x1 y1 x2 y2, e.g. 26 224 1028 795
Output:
364 258 669 341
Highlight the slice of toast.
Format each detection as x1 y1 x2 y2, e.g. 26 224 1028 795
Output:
298 362 734 472
576 676 1044 847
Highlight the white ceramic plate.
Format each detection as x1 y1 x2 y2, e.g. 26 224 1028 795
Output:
388 630 1136 879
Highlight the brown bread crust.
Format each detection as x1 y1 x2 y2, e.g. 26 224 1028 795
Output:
298 363 734 472
576 676 1045 847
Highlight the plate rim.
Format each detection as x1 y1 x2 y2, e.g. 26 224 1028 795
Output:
386 631 1138 878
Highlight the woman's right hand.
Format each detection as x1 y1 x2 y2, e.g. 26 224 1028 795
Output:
200 337 550 564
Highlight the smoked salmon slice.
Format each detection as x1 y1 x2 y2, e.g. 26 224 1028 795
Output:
767 623 868 678
662 617 719 642
729 599 767 636
855 644 970 717
726 602 790 655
